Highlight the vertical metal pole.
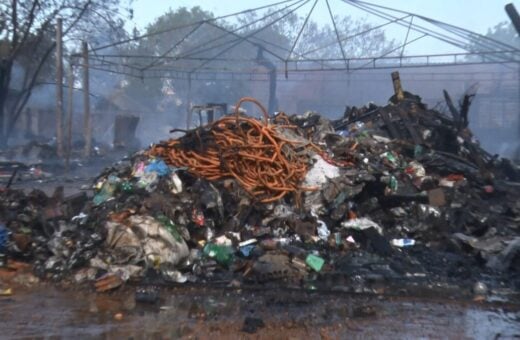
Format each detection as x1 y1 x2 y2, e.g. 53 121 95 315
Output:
66 62 74 173
55 18 64 157
268 68 276 115
185 74 192 129
256 47 277 115
82 41 91 158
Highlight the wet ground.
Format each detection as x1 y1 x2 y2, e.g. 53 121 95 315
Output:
2 163 520 338
6 159 108 197
1 283 519 339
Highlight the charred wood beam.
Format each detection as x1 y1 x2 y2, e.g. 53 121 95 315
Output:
459 92 475 129
443 90 461 123
378 107 401 139
396 108 422 144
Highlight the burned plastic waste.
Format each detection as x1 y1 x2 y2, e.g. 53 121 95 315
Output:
1 77 519 296
0 186 100 279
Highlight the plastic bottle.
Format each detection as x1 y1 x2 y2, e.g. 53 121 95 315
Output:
390 238 416 247
389 176 398 191
203 243 234 267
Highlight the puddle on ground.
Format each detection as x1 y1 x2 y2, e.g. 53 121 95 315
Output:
0 285 519 338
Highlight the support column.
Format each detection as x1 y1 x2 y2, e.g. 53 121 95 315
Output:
55 18 64 157
82 41 91 158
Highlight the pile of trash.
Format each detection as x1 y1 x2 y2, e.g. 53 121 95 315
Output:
1 84 519 295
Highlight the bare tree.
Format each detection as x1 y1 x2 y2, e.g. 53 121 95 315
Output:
0 0 131 147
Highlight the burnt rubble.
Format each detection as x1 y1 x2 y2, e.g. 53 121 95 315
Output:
1 85 519 297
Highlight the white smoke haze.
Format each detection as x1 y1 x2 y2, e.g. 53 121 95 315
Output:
17 61 519 160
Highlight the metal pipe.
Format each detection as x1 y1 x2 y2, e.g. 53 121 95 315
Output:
56 18 64 157
256 47 277 115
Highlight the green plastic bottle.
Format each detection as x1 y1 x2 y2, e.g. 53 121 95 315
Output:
389 176 398 191
203 243 234 267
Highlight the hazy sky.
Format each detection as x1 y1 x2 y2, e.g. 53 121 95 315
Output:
128 0 519 55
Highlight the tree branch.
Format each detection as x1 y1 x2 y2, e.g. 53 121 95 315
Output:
11 0 18 49
11 0 40 58
7 0 94 137
63 0 93 37
6 43 53 135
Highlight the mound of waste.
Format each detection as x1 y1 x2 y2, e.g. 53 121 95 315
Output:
1 90 519 295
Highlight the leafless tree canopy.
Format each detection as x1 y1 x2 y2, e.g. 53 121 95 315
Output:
0 0 131 147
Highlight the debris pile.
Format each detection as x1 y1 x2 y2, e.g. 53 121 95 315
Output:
148 97 321 203
1 83 519 295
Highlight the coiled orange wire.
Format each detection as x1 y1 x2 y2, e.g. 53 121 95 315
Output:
148 97 351 203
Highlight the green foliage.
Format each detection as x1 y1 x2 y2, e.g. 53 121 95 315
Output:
483 21 519 47
467 21 519 52
465 21 519 63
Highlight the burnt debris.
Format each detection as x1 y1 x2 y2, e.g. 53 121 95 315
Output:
1 76 519 297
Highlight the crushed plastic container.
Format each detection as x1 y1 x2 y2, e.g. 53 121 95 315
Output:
239 245 255 257
93 175 120 205
144 158 171 176
137 172 159 192
305 254 325 272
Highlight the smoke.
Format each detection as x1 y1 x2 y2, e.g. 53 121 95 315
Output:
124 63 520 159
18 57 519 160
